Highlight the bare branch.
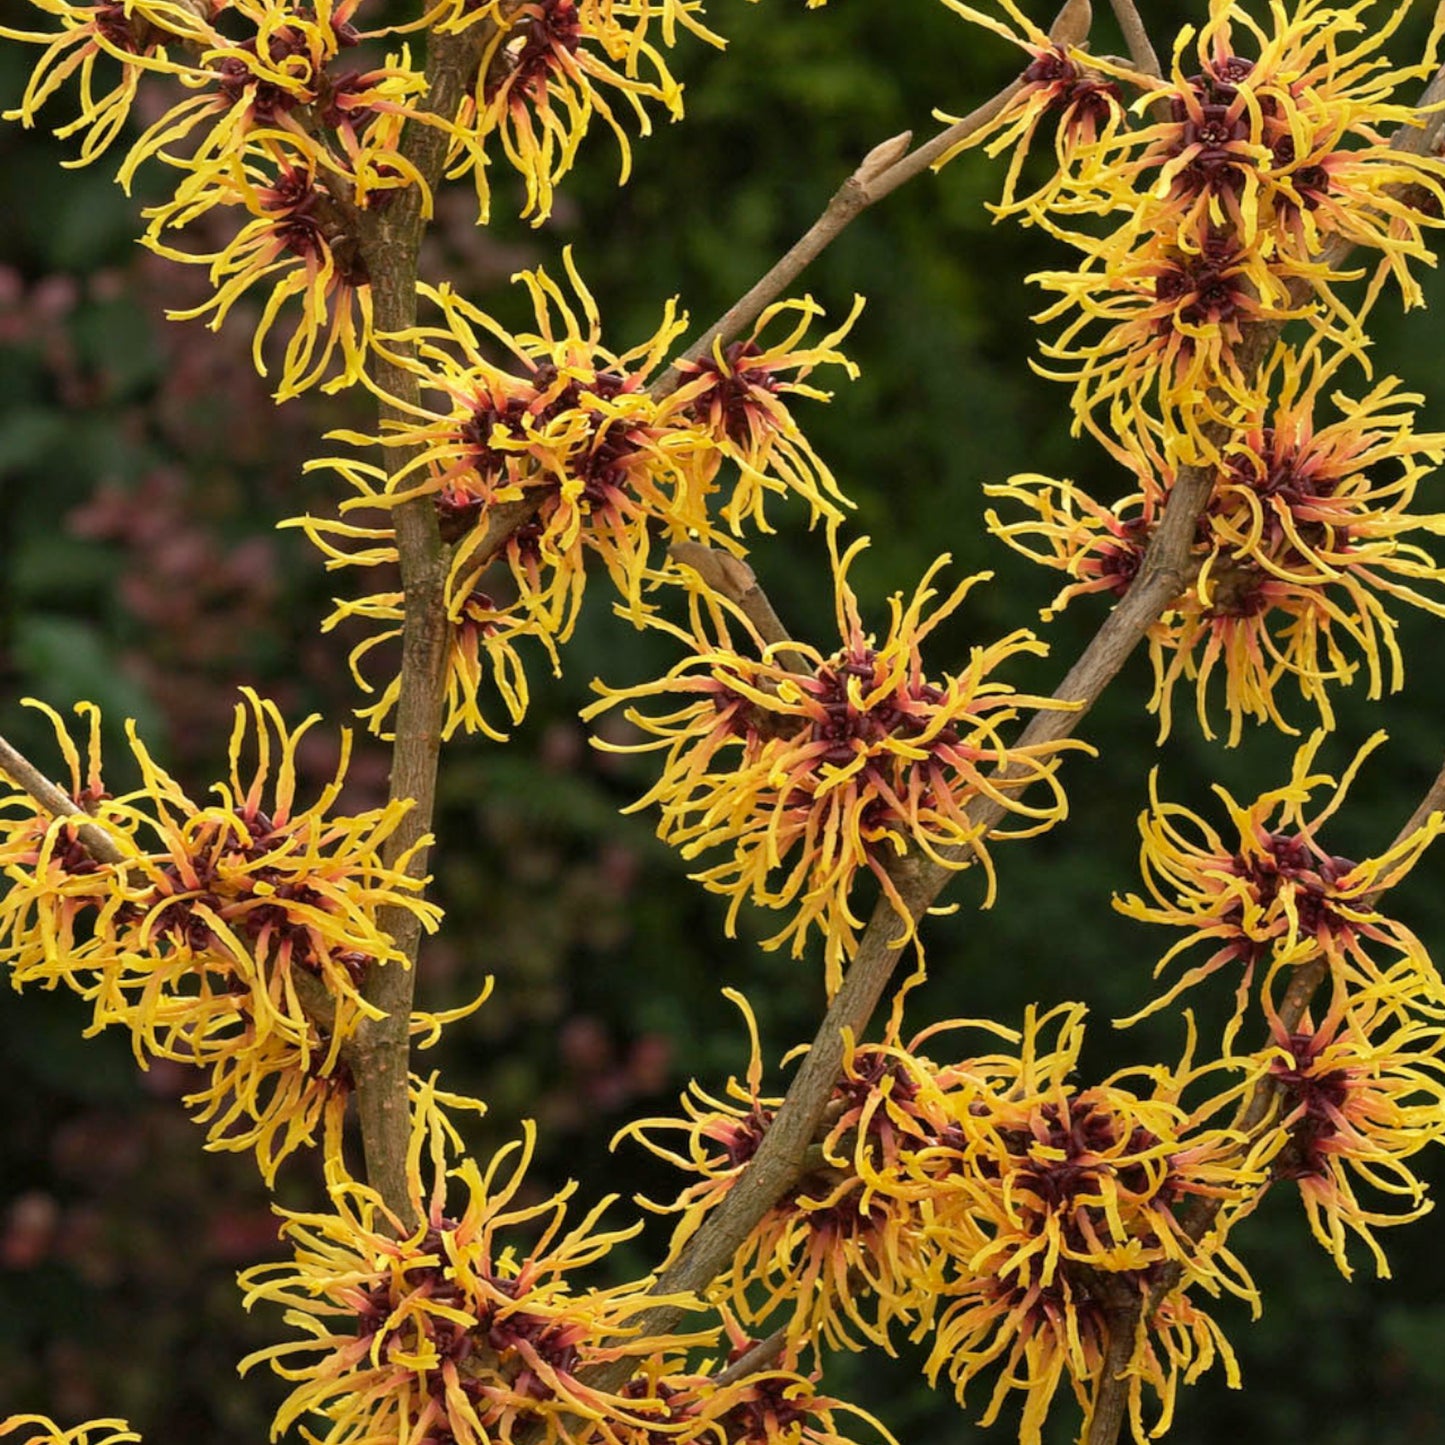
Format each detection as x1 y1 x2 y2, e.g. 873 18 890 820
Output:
0 733 125 864
1107 0 1162 79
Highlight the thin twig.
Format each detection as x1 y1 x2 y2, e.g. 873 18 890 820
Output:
1107 0 1162 79
649 0 1095 399
710 1328 790 1388
0 734 125 864
668 541 812 673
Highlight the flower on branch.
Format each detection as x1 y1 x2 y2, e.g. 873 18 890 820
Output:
301 255 858 735
0 691 453 1180
917 1004 1262 1445
114 0 432 191
0 0 214 165
944 0 1445 467
241 1076 706 1445
1257 970 1445 1278
143 138 379 399
614 1320 898 1445
1115 730 1445 1044
988 346 1445 744
587 541 1086 991
930 0 1131 216
440 0 694 224
664 294 863 534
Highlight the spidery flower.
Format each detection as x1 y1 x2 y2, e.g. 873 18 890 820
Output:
990 346 1445 744
115 0 431 190
442 0 688 224
241 1077 705 1445
917 1005 1264 1445
587 541 1085 992
0 692 452 1180
144 140 377 400
0 0 212 165
1115 730 1445 1044
663 294 863 534
614 1321 899 1445
930 0 1132 219
978 0 1445 466
0 1421 139 1445
1257 971 1445 1279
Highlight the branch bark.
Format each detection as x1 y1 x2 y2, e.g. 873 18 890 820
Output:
345 22 499 1221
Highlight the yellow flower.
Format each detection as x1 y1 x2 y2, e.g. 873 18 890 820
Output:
115 0 431 192
0 691 448 1180
295 500 554 741
0 0 212 165
587 541 1085 993
1256 968 1445 1279
663 294 863 534
989 347 1445 744
240 1076 704 1445
1116 731 1445 1044
930 0 1132 218
143 139 377 399
994 0 1445 467
440 0 691 224
0 1421 139 1445
916 1005 1262 1445
326 252 709 624
1100 0 1445 295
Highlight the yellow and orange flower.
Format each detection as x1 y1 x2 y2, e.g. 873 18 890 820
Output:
144 139 378 400
587 541 1085 992
1115 731 1445 1043
1258 969 1445 1278
662 294 863 535
989 347 1445 745
931 0 1131 218
914 1004 1263 1445
0 1420 139 1445
0 691 450 1179
241 1077 704 1445
0 0 213 164
441 0 690 224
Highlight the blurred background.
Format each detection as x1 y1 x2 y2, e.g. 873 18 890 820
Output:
3 2 1445 1442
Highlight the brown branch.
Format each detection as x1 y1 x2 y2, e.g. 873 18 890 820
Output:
344 21 502 1223
710 1327 789 1388
668 541 812 674
581 382 1221 1403
1107 0 1162 80
1083 1283 1145 1445
650 0 1093 398
0 734 125 864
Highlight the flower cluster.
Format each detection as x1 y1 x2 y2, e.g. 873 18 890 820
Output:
1115 730 1445 1038
952 0 1445 747
989 348 1445 742
626 996 1265 1445
240 1077 706 1445
2 0 787 395
0 692 452 1180
1117 732 1445 1274
301 256 858 739
587 541 1085 990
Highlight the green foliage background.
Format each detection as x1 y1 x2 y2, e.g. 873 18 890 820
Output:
2 3 1445 1441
